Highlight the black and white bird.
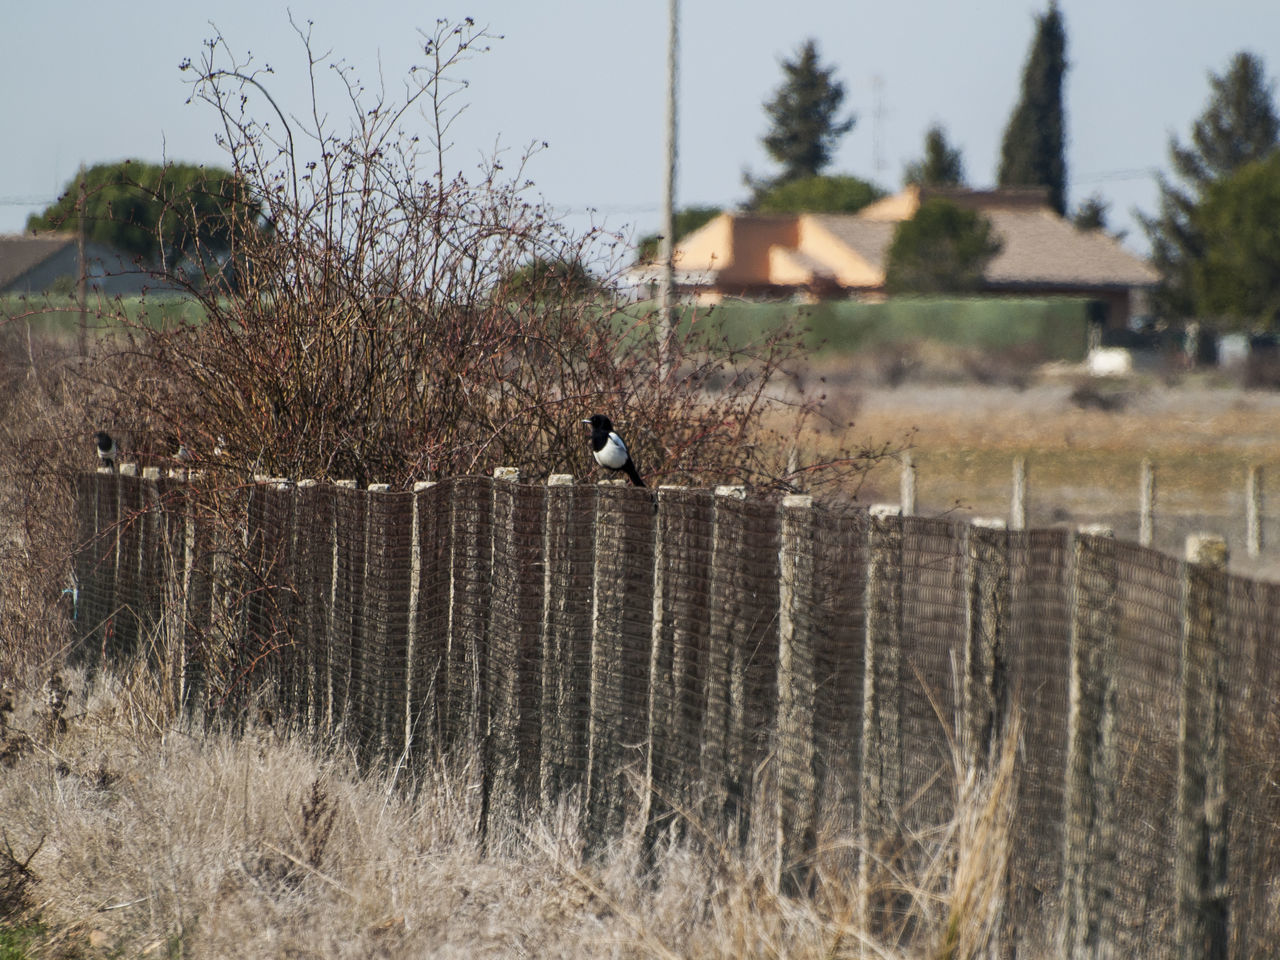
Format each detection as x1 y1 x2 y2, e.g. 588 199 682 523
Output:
167 434 193 465
583 413 645 487
93 431 117 472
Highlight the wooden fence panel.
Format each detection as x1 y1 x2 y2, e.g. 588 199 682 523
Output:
646 486 714 842
538 479 595 808
586 485 655 841
69 473 1280 959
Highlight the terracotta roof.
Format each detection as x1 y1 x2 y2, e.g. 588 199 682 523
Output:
0 233 75 289
663 187 1158 293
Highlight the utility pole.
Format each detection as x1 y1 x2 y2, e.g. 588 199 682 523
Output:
77 164 88 358
658 0 679 376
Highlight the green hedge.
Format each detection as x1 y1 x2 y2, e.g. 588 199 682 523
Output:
686 296 1094 362
0 294 205 337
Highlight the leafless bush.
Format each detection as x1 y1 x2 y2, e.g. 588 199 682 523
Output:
2 18 884 704
959 343 1043 388
0 331 99 680
86 18 874 495
1067 379 1130 412
871 343 922 388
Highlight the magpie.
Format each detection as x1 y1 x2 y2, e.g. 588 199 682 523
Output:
167 434 193 464
583 413 645 487
93 431 117 472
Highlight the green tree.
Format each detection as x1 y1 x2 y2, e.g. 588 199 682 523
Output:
752 174 884 214
27 160 257 267
1140 51 1280 320
1071 193 1108 231
884 198 1003 294
904 124 965 187
500 256 598 299
635 206 721 263
751 39 855 198
1189 151 1280 330
997 3 1068 215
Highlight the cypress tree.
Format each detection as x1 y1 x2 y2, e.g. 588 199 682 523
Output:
904 124 966 187
997 3 1068 215
753 39 855 196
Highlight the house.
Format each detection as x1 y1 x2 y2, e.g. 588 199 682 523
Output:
0 233 170 296
637 186 1158 329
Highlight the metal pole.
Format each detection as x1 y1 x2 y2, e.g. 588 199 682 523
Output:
77 164 88 358
658 0 679 375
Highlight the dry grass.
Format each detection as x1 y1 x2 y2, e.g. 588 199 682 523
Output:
778 354 1280 576
0 662 1024 959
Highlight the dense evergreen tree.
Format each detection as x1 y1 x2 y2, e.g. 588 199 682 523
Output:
750 39 855 199
884 199 1003 294
635 206 722 263
27 160 257 267
997 3 1068 215
752 175 884 214
1072 193 1111 232
904 125 965 187
1139 51 1280 321
1189 151 1280 330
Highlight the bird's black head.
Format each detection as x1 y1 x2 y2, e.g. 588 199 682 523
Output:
583 413 613 433
93 431 113 454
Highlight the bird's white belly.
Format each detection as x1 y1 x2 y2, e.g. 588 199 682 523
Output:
596 438 629 469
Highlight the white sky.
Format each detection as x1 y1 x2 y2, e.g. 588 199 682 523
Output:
2 1 1278 257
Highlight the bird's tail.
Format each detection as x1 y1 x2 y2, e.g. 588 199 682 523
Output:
624 461 645 488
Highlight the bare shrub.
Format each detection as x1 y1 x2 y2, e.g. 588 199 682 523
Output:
871 342 922 388
5 18 884 707
959 342 1044 388
0 330 103 679
1068 379 1130 412
81 18 874 494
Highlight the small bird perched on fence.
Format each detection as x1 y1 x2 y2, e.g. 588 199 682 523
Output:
583 413 645 487
166 434 193 465
93 431 117 472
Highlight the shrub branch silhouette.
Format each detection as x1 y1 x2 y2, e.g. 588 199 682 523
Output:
96 17 875 493
53 19 887 701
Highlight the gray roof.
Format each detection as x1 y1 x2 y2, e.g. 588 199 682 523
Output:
0 233 75 289
807 216 898 273
816 192 1158 289
981 208 1159 288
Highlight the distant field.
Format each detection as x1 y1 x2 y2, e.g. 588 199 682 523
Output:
0 293 204 338
821 372 1280 578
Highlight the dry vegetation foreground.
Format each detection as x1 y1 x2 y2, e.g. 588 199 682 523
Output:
0 666 1018 959
816 367 1280 578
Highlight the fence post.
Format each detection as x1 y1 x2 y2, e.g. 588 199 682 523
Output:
586 481 654 841
645 484 683 843
1176 534 1230 960
964 518 1010 765
900 453 917 517
700 484 752 837
1011 456 1027 531
1245 466 1263 558
1139 458 1156 548
1061 524 1120 958
776 493 817 894
404 482 424 759
859 507 904 911
539 475 589 809
487 467 542 825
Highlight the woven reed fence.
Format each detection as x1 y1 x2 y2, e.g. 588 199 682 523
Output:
72 469 1279 958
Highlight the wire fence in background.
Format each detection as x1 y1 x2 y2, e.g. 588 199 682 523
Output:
72 468 1280 958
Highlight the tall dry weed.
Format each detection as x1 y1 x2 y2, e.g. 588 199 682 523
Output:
0 661 1027 959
